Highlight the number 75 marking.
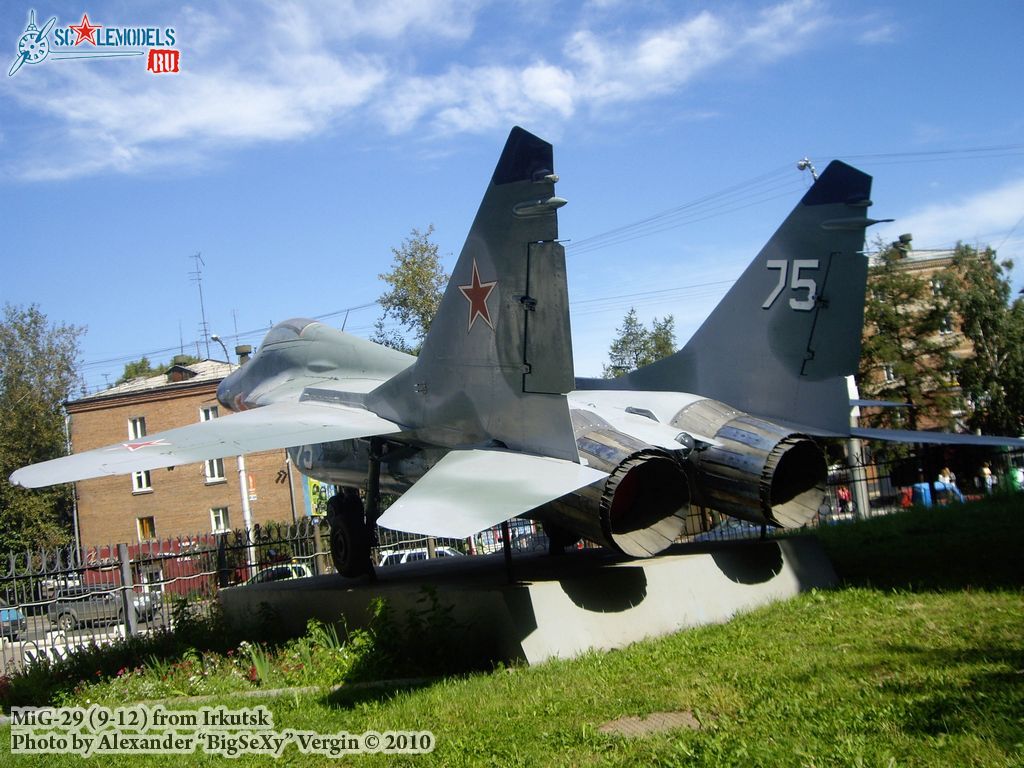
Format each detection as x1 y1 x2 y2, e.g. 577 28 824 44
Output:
762 259 819 311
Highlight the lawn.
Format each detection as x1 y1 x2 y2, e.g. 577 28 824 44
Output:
1 500 1021 767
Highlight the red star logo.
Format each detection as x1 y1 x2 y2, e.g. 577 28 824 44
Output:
117 439 170 452
458 259 497 332
68 13 102 46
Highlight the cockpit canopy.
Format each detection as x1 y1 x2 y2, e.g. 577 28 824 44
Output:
260 318 318 346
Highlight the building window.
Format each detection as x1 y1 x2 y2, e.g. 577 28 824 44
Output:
205 457 226 483
137 516 156 541
129 417 152 492
129 416 146 439
211 507 230 533
199 406 225 482
132 470 152 493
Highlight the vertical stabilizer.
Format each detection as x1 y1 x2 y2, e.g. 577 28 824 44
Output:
609 161 874 434
368 128 579 461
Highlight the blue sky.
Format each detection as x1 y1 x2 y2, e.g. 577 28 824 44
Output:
2 0 1023 393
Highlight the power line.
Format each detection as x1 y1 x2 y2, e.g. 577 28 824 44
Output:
75 143 1024 390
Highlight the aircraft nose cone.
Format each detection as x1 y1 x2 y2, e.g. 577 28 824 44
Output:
217 371 243 411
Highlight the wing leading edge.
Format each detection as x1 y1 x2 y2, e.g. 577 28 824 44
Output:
9 401 401 489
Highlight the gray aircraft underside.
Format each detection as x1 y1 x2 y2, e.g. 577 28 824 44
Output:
12 128 1024 563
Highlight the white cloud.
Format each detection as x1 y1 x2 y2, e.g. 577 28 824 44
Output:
858 23 897 45
290 0 482 42
378 63 577 135
3 0 831 179
5 2 390 179
379 0 828 136
881 177 1024 254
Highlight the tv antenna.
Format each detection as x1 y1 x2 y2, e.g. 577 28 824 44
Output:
189 252 211 359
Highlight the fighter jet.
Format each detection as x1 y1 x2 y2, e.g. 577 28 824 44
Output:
14 128 997 577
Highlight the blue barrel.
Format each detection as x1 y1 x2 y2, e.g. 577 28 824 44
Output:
912 482 932 507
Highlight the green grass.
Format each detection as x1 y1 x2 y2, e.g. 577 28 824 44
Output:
815 495 1024 591
2 501 1022 767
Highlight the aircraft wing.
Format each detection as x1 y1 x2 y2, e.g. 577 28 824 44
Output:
9 401 402 489
377 449 608 539
851 427 1024 448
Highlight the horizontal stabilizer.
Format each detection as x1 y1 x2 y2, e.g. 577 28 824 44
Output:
376 449 607 539
10 401 402 488
852 427 1024 448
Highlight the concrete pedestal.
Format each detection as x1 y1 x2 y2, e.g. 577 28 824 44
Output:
219 536 836 665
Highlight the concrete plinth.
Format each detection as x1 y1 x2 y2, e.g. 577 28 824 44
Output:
219 536 836 665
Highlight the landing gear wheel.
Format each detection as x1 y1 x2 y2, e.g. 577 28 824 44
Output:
541 521 581 555
327 490 372 577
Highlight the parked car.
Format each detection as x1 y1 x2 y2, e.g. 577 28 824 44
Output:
245 562 313 585
47 584 159 631
377 547 464 567
512 532 547 552
692 518 766 542
0 598 27 641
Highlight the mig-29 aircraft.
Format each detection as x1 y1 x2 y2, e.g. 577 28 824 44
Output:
16 128 1007 577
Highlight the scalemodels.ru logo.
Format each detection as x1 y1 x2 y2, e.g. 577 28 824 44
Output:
9 9 180 77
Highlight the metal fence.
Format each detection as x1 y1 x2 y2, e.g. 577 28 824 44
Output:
0 517 476 673
2 448 1018 672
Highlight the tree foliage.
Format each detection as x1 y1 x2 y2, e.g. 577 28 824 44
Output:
943 243 1024 435
373 226 449 354
602 309 677 378
0 304 84 551
857 240 961 430
116 354 201 385
117 356 159 384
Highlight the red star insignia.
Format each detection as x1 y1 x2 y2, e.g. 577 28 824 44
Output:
68 13 102 46
119 439 170 452
458 259 497 331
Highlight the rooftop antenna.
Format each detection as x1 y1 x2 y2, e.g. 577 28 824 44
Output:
797 157 818 181
188 252 211 359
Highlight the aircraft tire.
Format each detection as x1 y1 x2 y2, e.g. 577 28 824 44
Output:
541 520 581 555
327 492 372 577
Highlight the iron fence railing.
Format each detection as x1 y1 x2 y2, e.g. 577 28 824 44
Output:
2 449 1019 672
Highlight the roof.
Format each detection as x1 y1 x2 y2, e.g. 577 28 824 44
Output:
70 359 238 404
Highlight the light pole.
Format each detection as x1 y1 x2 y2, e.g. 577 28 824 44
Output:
210 334 231 363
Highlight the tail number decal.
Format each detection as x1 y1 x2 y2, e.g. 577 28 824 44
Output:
762 259 819 311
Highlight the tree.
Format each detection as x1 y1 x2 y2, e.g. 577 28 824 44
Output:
373 225 449 354
857 239 960 430
944 243 1024 435
0 304 84 551
116 354 201 385
602 308 677 378
117 356 159 384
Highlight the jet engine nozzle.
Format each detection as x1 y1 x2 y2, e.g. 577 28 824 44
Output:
538 414 691 557
671 399 826 528
599 448 692 557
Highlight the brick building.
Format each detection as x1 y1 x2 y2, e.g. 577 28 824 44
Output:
68 359 308 547
862 247 974 430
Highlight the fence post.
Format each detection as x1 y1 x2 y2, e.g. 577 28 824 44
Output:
216 535 231 588
117 543 139 636
312 521 327 575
